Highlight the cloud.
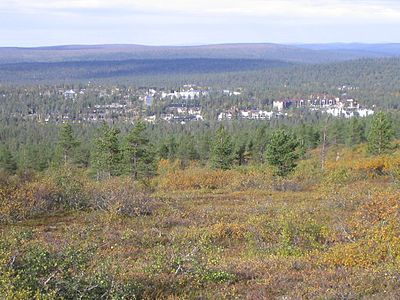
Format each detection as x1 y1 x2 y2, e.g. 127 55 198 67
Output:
2 0 400 21
1 0 399 46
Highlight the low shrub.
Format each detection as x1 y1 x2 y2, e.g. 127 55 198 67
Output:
0 167 89 223
158 168 234 191
276 218 327 257
0 168 157 223
322 190 400 268
88 177 155 217
228 167 274 191
207 222 247 244
50 167 89 210
272 179 304 192
0 239 144 300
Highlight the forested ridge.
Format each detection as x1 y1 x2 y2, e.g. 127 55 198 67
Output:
0 58 291 83
2 43 399 64
1 57 399 108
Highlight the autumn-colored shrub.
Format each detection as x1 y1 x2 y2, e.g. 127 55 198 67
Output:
88 177 155 217
146 242 236 288
324 151 400 181
0 169 157 223
228 167 274 191
0 167 90 223
323 191 400 268
158 167 234 191
0 179 59 223
323 223 400 268
353 156 390 178
293 157 323 187
48 167 90 210
0 232 144 299
158 164 277 192
271 178 304 192
207 222 247 244
2 143 400 298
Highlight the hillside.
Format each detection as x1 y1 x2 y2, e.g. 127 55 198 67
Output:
1 43 399 64
1 145 400 298
297 43 400 56
0 57 399 108
0 58 291 83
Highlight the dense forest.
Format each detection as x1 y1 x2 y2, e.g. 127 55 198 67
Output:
1 114 400 174
0 58 292 83
2 43 400 64
1 54 400 173
1 57 399 109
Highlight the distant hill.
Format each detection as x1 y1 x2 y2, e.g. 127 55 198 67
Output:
296 43 400 56
1 43 399 64
0 58 291 83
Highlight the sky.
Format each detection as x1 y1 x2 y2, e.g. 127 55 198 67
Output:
1 0 400 46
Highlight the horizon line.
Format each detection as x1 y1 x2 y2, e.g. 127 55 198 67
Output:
1 41 400 49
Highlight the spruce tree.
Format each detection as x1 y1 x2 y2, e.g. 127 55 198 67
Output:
58 123 79 165
328 120 345 146
305 125 321 149
159 136 178 160
198 133 212 163
246 139 255 162
124 121 157 180
92 123 122 179
177 135 199 161
253 126 268 163
367 112 394 155
265 130 300 177
185 135 200 161
20 144 49 172
0 147 17 174
346 118 365 147
234 139 247 166
210 126 234 170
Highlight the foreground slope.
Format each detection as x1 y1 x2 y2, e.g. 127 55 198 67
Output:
1 145 400 298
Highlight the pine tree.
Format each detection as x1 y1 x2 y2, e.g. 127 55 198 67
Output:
328 120 345 146
346 118 365 147
210 126 234 170
367 112 394 155
175 134 199 169
21 144 49 171
58 123 79 165
265 130 300 177
92 123 122 179
185 135 200 161
159 136 178 160
124 121 157 180
252 126 268 163
198 133 212 163
246 139 255 162
234 139 247 166
74 144 91 168
0 147 17 174
305 125 321 149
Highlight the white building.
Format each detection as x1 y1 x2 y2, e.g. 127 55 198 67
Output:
273 100 285 111
357 109 374 118
64 90 76 99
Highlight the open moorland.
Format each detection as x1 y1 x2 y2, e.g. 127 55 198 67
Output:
1 144 400 299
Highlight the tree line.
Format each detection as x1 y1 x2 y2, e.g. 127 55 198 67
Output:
1 112 396 179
